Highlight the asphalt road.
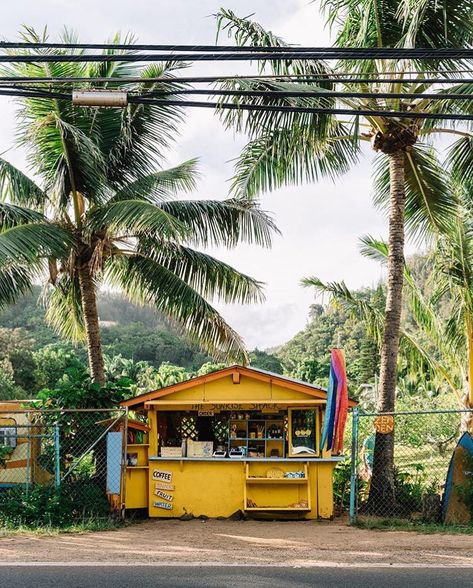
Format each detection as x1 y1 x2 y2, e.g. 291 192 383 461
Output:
2 566 473 588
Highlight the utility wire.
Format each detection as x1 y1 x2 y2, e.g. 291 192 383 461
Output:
0 85 470 121
0 75 471 86
5 84 472 103
143 88 473 100
0 42 472 58
0 49 472 63
127 96 473 121
0 89 473 120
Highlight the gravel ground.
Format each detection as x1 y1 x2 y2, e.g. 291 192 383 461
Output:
1 519 472 567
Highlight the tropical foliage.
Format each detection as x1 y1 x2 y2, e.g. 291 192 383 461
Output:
305 180 473 429
0 28 277 383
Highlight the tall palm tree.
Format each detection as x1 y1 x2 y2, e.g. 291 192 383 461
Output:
304 191 473 430
214 4 473 511
0 29 278 384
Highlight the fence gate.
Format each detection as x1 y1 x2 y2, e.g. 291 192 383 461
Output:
349 408 473 525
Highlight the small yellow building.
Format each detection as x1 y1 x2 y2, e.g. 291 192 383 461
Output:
120 365 356 519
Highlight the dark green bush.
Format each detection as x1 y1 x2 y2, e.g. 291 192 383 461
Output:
0 480 110 528
394 467 425 514
333 461 352 513
0 485 73 527
63 480 109 518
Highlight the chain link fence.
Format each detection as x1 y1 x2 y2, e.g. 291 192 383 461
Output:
349 408 473 526
0 408 128 526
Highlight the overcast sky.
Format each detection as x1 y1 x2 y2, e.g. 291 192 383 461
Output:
0 1 420 349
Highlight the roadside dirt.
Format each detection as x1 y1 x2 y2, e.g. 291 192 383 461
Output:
1 519 472 566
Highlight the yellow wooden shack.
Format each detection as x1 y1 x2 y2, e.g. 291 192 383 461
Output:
120 365 356 519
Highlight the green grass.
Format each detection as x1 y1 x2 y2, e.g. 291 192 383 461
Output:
356 518 473 535
0 518 126 537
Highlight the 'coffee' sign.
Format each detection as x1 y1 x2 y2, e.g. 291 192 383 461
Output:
152 469 173 482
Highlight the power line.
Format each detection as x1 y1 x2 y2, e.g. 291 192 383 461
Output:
0 87 70 100
0 42 472 57
0 75 471 86
0 80 473 121
142 88 473 101
0 84 469 121
0 49 472 63
5 83 471 104
127 96 473 121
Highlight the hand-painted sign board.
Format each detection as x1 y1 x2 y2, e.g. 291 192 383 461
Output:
154 501 173 510
152 469 173 482
154 481 175 491
374 415 395 434
155 489 173 501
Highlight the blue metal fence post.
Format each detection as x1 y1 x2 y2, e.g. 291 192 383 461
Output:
54 423 61 488
349 407 359 525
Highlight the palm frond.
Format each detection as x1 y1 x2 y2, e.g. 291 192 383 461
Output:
302 275 384 342
230 125 359 198
0 202 45 229
361 234 462 367
157 198 278 248
0 158 46 209
86 199 188 240
216 9 330 77
136 240 264 304
110 159 199 203
446 135 473 188
302 272 461 396
102 61 189 188
397 0 473 52
0 222 72 263
0 262 40 307
42 274 85 343
105 255 248 363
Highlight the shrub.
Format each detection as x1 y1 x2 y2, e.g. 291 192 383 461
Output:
0 481 110 528
0 486 73 527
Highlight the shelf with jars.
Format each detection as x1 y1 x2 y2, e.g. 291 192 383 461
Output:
228 415 286 458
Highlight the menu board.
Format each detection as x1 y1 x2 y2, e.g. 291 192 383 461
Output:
289 408 317 456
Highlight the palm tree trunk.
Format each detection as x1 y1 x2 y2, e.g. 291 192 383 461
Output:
367 149 406 515
78 261 105 384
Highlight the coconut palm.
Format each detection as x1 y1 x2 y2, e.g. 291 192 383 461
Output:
214 3 473 511
304 191 473 430
0 29 278 384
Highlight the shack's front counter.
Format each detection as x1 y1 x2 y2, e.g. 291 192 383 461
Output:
121 365 356 519
147 456 343 519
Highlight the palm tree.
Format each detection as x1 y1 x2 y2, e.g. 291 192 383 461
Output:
304 195 473 429
214 4 473 511
0 29 278 384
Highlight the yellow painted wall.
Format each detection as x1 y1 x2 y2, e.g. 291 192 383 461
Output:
125 467 149 508
157 375 323 404
148 460 336 519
